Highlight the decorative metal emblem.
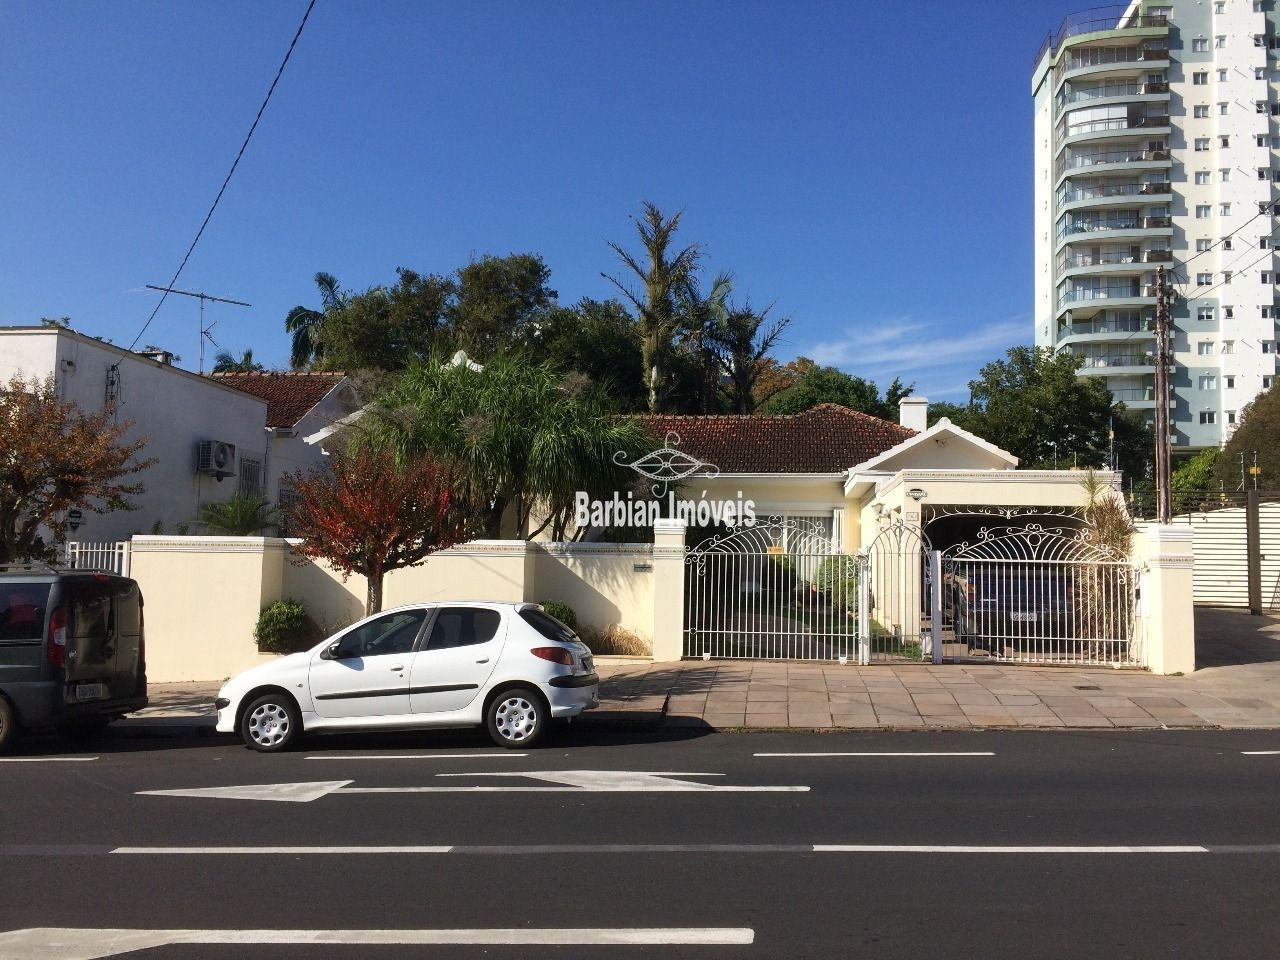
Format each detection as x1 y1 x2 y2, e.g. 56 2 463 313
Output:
615 432 720 496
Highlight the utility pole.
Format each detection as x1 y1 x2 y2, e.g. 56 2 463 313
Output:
1154 265 1173 524
144 285 251 374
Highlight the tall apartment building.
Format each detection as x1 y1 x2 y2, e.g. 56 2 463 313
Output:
1033 0 1280 453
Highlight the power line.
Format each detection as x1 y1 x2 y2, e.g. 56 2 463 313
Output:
128 0 317 352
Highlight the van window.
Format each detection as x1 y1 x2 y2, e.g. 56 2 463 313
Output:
116 583 141 636
0 584 51 642
70 584 114 642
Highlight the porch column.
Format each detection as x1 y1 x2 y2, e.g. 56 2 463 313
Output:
650 519 688 662
1137 524 1195 675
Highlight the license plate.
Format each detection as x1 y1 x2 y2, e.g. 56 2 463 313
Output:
74 683 107 701
1009 613 1038 623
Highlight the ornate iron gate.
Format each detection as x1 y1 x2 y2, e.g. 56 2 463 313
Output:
857 521 935 664
942 523 1139 666
683 518 855 661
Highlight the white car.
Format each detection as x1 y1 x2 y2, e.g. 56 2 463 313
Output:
214 602 598 751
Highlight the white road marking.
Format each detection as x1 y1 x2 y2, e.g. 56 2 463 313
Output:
0 927 755 959
754 752 995 758
114 846 453 855
814 844 1208 854
1241 750 1280 755
0 757 98 763
135 771 808 801
137 781 352 803
305 754 528 760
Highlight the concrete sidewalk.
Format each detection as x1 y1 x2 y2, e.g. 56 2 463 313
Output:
123 608 1280 734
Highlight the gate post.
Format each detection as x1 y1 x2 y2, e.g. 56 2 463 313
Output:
1134 524 1195 674
929 550 944 664
650 519 688 662
857 550 870 665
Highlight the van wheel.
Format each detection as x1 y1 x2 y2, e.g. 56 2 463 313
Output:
241 694 300 753
486 688 545 748
0 698 15 754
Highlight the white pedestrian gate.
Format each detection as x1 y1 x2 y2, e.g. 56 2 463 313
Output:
62 541 132 577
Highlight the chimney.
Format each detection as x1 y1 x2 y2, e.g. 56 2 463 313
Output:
899 396 928 433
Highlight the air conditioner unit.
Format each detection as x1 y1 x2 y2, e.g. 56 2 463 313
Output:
196 440 236 480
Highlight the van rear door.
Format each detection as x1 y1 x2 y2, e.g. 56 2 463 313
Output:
64 580 117 703
113 581 144 698
0 582 52 683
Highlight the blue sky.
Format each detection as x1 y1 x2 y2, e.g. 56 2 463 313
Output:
0 1 1063 400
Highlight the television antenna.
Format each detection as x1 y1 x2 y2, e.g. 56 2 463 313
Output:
144 284 251 373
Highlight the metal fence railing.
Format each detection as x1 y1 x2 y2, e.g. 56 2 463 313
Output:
61 541 131 577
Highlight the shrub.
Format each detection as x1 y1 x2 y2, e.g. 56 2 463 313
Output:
541 600 578 629
814 555 859 609
577 623 651 657
254 599 322 654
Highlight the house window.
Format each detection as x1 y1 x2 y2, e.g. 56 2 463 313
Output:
1227 375 1237 388
1196 170 1211 185
1201 411 1218 424
1194 71 1209 85
1197 237 1212 251
238 458 262 496
1198 341 1215 355
1198 306 1215 321
1196 204 1212 218
1195 103 1210 118
1197 271 1214 285
1194 38 1209 53
1222 340 1235 354
1200 375 1218 390
1195 138 1211 151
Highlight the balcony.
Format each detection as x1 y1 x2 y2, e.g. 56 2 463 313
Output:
1144 249 1172 263
1060 250 1141 269
1060 113 1170 140
1057 213 1143 240
1035 6 1170 67
1057 147 1169 175
1078 353 1155 368
1060 318 1154 338
1058 181 1169 205
1111 387 1155 402
1142 216 1171 229
1059 285 1148 307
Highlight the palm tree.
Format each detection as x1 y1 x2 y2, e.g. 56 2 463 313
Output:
212 349 264 373
196 491 278 535
604 203 701 412
675 271 734 413
284 272 345 369
710 304 792 413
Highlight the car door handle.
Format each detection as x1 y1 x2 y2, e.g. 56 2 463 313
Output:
390 664 405 672
475 657 490 664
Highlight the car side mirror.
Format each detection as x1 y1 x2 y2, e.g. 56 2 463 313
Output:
323 641 343 660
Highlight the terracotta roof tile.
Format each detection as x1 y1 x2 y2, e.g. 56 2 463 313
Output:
630 403 916 474
210 372 346 428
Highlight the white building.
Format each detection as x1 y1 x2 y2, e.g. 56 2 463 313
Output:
1033 0 1280 453
0 326 270 540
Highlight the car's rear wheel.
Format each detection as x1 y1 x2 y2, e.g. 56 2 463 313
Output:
0 698 15 754
241 693 300 753
486 687 545 748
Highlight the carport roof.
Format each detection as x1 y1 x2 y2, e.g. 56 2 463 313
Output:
631 404 916 474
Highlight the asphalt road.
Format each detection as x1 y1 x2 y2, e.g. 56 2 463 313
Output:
2 725 1280 959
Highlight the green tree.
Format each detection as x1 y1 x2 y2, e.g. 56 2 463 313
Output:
212 349 265 373
364 353 650 539
451 254 556 360
285 271 345 369
673 270 734 413
765 362 910 420
39 316 71 329
604 202 702 412
196 491 277 535
531 298 646 411
1173 446 1222 492
1216 382 1280 489
319 268 455 372
711 303 792 414
0 375 154 561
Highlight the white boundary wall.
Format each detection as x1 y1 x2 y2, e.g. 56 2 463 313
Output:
1137 504 1280 609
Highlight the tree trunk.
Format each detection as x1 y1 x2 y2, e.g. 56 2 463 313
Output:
366 573 384 616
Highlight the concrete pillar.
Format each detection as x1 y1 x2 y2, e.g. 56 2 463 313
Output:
1139 524 1195 675
650 519 688 662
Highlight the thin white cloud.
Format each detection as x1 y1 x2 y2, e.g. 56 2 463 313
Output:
800 315 1029 376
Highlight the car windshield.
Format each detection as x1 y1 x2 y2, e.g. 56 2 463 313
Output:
0 583 51 642
520 609 578 644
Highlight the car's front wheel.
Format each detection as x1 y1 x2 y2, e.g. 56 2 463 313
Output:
240 693 300 753
486 687 545 748
0 697 15 754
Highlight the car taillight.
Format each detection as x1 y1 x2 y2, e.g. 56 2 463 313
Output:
47 607 67 669
138 595 145 663
531 646 574 665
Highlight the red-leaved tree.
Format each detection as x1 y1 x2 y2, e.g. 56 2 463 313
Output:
283 448 480 614
0 374 154 562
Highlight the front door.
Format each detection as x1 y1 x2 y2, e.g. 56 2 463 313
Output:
409 606 506 715
309 609 427 719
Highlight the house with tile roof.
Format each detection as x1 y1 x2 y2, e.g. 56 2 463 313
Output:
210 371 361 511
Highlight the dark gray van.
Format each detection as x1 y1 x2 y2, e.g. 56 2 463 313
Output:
0 564 147 752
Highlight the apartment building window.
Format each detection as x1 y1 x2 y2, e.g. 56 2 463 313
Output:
1198 341 1215 355
1263 305 1275 318
1223 236 1234 250
1264 341 1277 353
1221 169 1231 182
1194 71 1209 85
1201 411 1218 424
1196 205 1212 218
1196 171 1211 185
1220 102 1230 116
1265 238 1274 250
1273 105 1280 117
1260 101 1270 114
1214 1 1225 12
1194 38 1209 53
1195 138 1211 151
1223 341 1235 354
1258 135 1269 147
1199 375 1218 390
1225 271 1234 284
1197 238 1212 251
1228 410 1238 425
1264 272 1274 283
1221 202 1233 215
1225 306 1235 319
1197 272 1214 285
1265 376 1275 388
1273 170 1280 182
1198 306 1215 321
1216 35 1227 48
1219 69 1229 82
1195 103 1210 118
1261 168 1271 180
1272 137 1280 149
1258 68 1269 80
1262 202 1276 214
1227 375 1237 388
1220 135 1231 148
